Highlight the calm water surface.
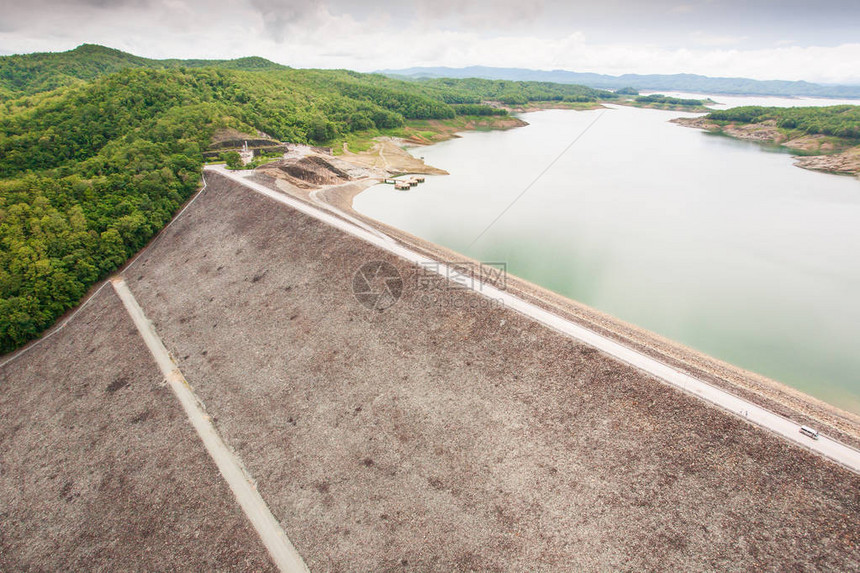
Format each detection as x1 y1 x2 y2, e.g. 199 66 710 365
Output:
354 100 860 414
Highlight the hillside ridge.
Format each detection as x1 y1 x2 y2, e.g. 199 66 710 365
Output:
379 65 860 98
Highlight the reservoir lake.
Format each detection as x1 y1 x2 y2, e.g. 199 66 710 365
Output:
354 97 860 414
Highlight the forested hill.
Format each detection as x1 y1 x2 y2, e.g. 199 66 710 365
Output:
0 43 285 99
0 46 621 353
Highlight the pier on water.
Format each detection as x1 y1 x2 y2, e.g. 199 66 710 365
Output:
384 175 426 191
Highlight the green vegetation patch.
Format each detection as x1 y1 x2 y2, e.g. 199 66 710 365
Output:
706 105 860 139
415 77 615 106
634 94 704 107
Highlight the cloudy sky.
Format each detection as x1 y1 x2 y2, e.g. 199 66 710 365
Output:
2 0 859 83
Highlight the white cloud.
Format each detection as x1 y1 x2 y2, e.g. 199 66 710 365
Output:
689 31 747 47
413 0 545 29
667 4 695 15
0 0 858 85
249 0 328 42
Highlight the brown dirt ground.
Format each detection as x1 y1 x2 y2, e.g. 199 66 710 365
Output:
794 146 860 175
783 134 838 153
336 138 449 176
124 172 859 571
264 156 354 188
209 127 278 148
0 287 275 571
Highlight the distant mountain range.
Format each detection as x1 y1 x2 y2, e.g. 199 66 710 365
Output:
378 66 860 99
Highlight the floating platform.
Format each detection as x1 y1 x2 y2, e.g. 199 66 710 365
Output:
389 175 427 190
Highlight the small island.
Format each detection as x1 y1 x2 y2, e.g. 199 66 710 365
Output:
619 91 713 112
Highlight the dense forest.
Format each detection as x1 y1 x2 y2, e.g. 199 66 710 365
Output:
705 105 860 139
0 45 625 352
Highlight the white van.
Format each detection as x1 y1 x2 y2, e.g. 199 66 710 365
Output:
799 426 819 440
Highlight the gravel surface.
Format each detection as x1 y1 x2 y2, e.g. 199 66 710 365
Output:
0 287 275 572
123 172 859 571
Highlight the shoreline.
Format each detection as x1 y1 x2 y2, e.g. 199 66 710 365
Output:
250 167 860 450
252 110 860 440
331 99 708 166
673 116 860 176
